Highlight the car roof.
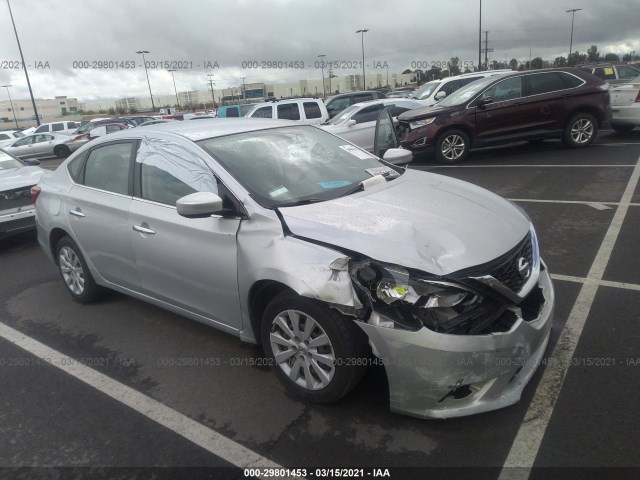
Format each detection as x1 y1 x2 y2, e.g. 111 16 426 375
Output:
349 98 424 110
108 117 299 142
324 91 380 102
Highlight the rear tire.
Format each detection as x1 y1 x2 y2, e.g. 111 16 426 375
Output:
435 129 470 163
611 124 635 134
54 145 71 158
261 293 368 403
563 113 597 147
56 235 98 303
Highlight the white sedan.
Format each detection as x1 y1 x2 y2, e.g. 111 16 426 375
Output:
610 74 640 133
320 98 425 152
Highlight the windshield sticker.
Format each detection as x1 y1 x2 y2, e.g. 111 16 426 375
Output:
365 166 399 178
269 186 289 198
317 180 352 189
339 144 376 160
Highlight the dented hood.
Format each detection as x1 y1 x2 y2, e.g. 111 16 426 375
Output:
279 169 530 276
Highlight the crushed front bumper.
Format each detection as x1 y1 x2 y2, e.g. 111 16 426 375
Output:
357 267 554 419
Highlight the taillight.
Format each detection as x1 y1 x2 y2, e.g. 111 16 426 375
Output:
31 185 41 204
635 90 640 103
73 134 88 141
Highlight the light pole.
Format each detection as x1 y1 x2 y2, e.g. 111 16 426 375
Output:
136 50 155 112
6 0 41 125
356 29 368 89
566 8 582 66
167 69 180 109
240 77 246 100
478 0 482 71
206 74 216 108
1 84 19 129
317 54 326 97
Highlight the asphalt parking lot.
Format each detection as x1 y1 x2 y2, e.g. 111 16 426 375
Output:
1 129 639 479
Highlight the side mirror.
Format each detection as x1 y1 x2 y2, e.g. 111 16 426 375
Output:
477 96 493 107
23 158 41 166
434 91 447 101
346 119 356 127
383 148 413 166
176 192 224 218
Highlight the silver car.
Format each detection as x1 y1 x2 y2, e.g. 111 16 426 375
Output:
3 133 87 159
0 149 44 239
35 117 554 419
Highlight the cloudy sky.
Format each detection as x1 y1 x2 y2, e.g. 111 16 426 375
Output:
0 0 638 102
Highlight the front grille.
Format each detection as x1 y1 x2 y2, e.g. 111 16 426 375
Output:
453 232 534 296
0 185 34 211
490 235 533 293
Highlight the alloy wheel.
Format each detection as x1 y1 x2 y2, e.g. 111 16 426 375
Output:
441 134 466 161
570 119 594 144
59 246 85 295
269 309 336 390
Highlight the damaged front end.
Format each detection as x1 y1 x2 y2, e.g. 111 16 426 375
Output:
347 227 554 419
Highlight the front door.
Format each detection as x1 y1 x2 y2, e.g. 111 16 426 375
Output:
129 139 243 328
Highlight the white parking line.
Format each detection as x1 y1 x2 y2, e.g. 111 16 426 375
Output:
412 164 636 169
510 199 640 207
0 321 284 472
499 153 640 476
550 274 640 292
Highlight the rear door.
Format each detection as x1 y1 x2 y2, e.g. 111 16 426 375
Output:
32 134 56 157
521 71 580 131
129 139 242 328
64 141 139 290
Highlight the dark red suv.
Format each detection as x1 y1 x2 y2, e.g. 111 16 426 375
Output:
397 68 611 163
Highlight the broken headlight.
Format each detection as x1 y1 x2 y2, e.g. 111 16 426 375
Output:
350 261 492 333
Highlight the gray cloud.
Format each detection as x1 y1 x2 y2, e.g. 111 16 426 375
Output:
0 0 638 101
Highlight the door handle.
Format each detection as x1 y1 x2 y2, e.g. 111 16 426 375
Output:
133 224 156 235
69 209 85 218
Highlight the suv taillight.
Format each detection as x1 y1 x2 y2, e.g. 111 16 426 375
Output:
31 185 41 204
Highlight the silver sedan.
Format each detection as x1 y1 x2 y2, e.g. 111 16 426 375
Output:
34 117 553 419
2 132 87 159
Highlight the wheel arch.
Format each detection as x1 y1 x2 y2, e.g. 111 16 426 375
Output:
49 227 71 265
568 106 604 127
248 280 297 345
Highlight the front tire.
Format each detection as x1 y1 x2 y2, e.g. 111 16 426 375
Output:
261 293 368 403
563 113 597 147
54 145 71 158
56 236 98 303
435 129 470 163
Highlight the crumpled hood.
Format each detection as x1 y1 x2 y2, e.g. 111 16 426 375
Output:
280 169 530 276
0 166 44 191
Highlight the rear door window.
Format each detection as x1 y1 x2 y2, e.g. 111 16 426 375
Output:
277 103 301 120
352 104 384 124
82 142 134 195
51 123 65 132
35 125 49 133
303 102 322 119
526 72 567 95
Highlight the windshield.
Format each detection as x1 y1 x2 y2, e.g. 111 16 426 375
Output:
0 150 24 169
437 77 497 107
327 104 360 125
14 131 25 138
198 126 401 208
410 82 439 100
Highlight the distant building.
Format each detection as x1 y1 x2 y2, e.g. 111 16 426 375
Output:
0 96 79 128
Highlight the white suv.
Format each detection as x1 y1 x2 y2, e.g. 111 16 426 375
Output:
33 120 81 136
245 98 329 125
411 70 513 106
